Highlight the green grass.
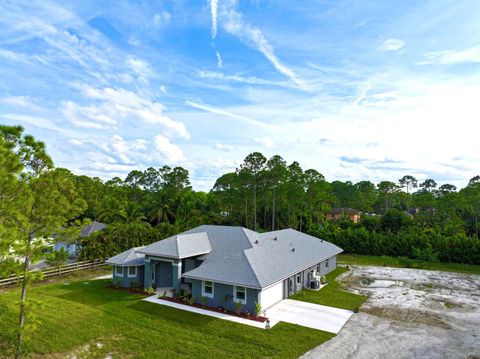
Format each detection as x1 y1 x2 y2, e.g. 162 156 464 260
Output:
338 254 480 275
0 278 334 358
289 267 367 312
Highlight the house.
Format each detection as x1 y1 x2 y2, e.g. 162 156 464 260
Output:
53 221 106 257
106 225 342 313
326 208 361 223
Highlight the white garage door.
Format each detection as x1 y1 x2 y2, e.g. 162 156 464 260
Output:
259 281 284 310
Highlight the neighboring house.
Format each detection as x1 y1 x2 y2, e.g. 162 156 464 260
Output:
107 225 342 312
326 208 361 223
53 221 106 257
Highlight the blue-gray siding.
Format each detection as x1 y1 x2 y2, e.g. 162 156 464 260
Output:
191 279 258 314
112 265 145 288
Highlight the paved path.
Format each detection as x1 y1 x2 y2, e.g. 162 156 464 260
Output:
267 299 353 333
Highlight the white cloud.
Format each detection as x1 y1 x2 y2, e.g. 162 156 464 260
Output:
198 70 292 87
62 85 189 138
214 143 235 151
215 51 223 68
126 56 151 84
154 134 187 164
254 136 276 149
97 134 149 165
0 95 40 110
60 100 116 129
211 0 218 38
420 45 480 65
186 100 281 130
69 139 83 146
219 1 304 89
378 38 405 52
153 12 171 27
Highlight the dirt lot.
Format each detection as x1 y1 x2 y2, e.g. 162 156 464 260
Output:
302 266 480 359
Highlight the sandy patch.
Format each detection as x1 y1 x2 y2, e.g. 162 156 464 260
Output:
302 266 480 359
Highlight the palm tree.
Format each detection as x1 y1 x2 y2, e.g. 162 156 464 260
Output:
149 193 175 225
122 203 148 224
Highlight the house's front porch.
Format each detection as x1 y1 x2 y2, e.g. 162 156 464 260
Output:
143 255 203 292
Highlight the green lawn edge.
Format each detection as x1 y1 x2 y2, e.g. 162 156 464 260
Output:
0 277 335 358
289 267 367 312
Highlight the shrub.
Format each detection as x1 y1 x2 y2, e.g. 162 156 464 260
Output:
254 302 262 317
188 297 195 305
130 281 139 289
235 300 243 315
145 287 155 295
113 278 122 288
200 296 208 307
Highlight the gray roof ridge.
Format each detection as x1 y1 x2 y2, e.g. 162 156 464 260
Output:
240 228 263 287
87 222 95 236
240 227 256 247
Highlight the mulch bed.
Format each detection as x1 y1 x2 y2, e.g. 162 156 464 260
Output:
160 296 269 323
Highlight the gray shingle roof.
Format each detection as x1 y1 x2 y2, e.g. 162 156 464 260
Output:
138 232 211 259
244 229 343 288
80 221 107 237
106 246 145 266
181 225 342 289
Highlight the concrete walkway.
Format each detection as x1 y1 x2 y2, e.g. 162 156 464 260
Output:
266 299 353 333
144 295 279 329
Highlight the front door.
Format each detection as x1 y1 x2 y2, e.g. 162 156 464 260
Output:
158 261 173 287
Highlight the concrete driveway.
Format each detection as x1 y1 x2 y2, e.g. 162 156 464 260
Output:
266 299 353 333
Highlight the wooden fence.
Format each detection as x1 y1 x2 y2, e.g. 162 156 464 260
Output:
0 259 106 287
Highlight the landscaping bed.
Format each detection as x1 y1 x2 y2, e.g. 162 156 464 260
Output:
159 296 269 323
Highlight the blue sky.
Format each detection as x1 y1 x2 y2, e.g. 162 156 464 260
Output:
1 0 479 190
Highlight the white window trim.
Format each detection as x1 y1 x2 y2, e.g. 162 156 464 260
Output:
127 266 137 278
202 281 214 298
233 286 247 305
115 266 123 277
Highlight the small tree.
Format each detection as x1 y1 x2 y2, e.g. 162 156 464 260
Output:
200 296 208 308
45 248 69 276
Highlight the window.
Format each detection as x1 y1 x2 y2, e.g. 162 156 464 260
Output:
325 259 329 268
296 274 301 284
128 266 137 278
234 286 246 304
202 281 214 298
115 266 123 276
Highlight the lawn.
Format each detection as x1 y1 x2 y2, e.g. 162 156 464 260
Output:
0 278 334 358
289 267 367 312
338 254 480 275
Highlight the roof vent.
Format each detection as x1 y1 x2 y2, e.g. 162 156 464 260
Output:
291 248 295 252
321 239 323 242
254 240 259 244
273 237 277 241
